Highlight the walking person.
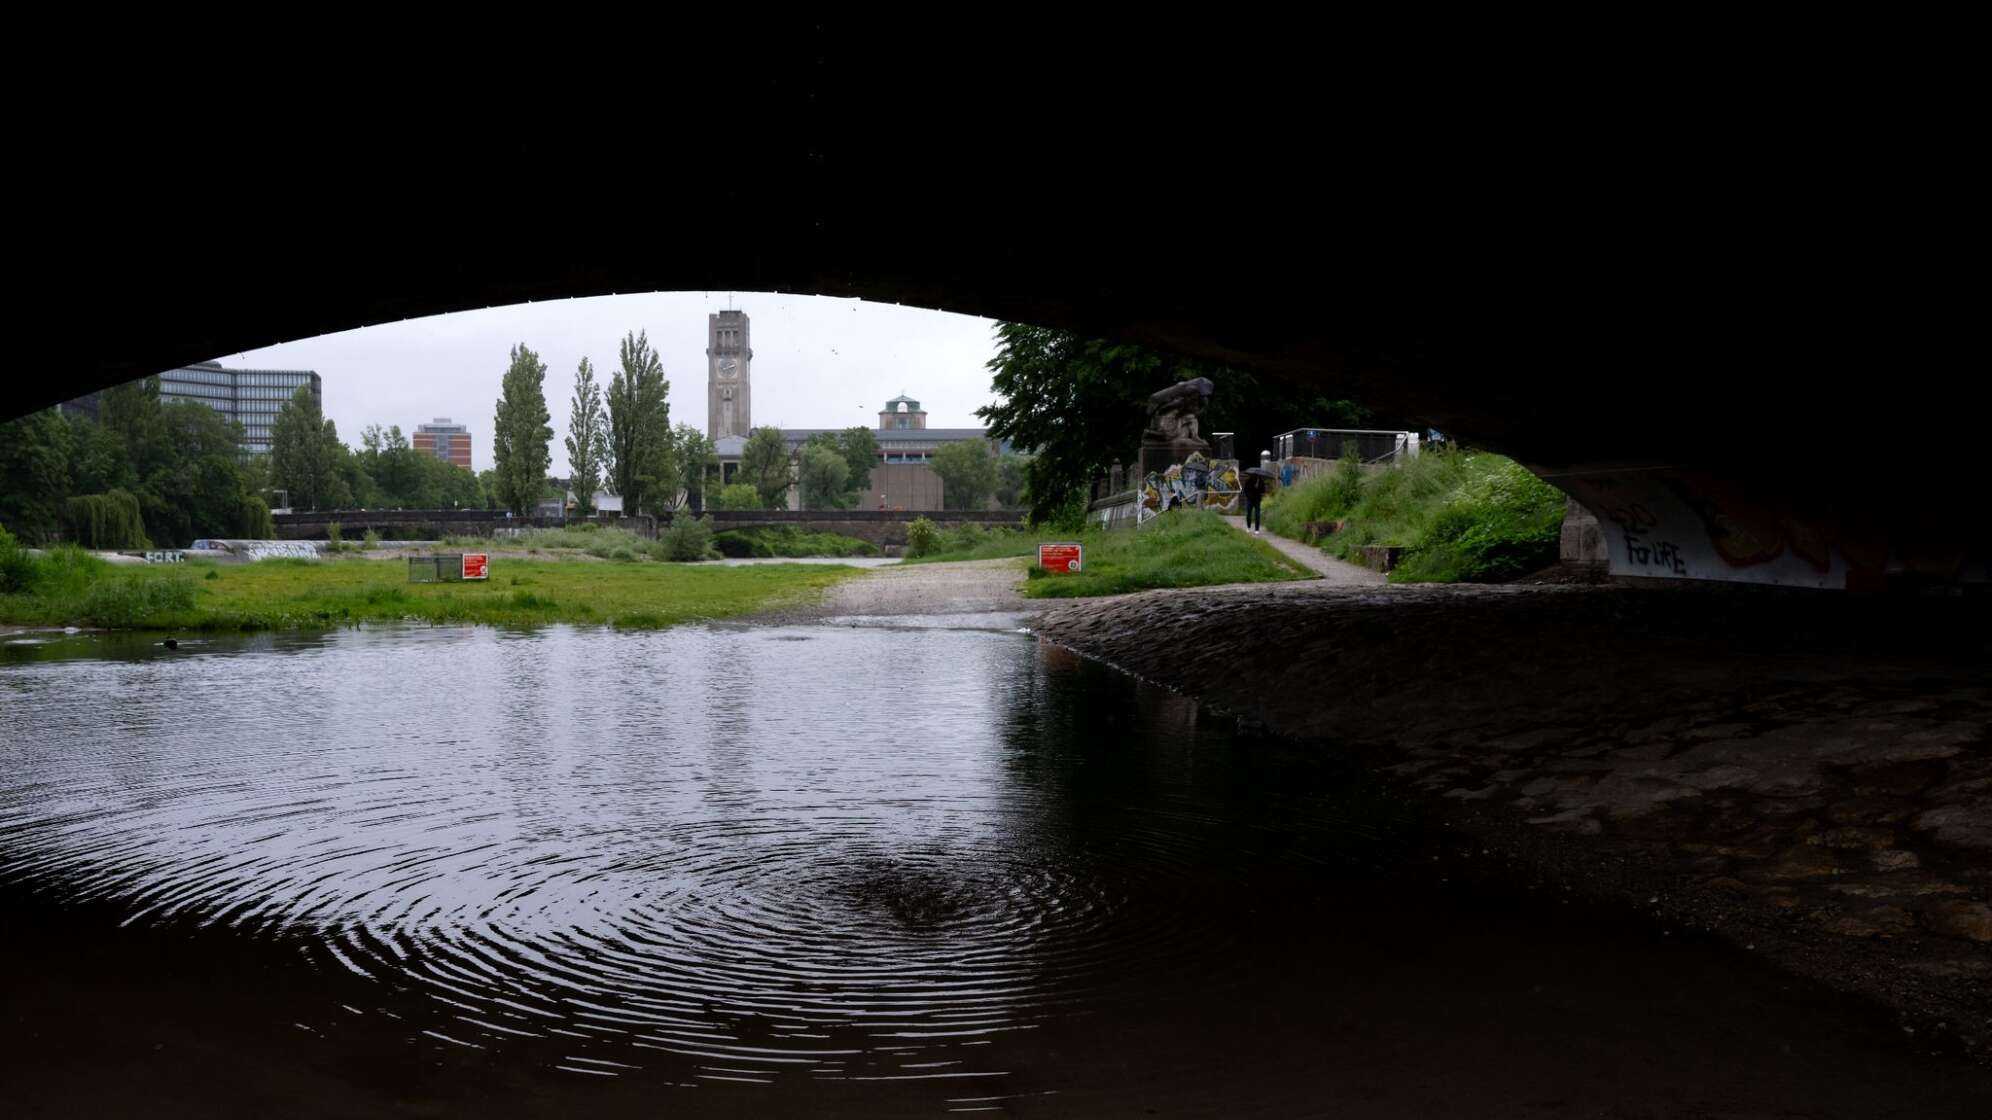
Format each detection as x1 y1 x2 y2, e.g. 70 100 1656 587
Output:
1242 461 1267 533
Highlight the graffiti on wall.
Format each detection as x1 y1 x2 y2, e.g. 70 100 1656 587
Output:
1557 470 1890 590
1138 454 1241 523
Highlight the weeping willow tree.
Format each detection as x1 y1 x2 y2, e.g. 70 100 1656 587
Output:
239 496 274 540
65 489 149 549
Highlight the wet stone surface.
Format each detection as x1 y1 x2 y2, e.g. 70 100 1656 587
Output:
1034 581 1992 1056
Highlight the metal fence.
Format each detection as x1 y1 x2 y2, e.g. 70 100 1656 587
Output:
1274 429 1419 464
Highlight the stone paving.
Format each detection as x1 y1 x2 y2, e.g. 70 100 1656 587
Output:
1033 580 1992 1055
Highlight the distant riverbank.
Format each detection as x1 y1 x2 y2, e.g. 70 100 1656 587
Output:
0 546 863 631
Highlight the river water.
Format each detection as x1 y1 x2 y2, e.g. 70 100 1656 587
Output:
1 623 1985 1117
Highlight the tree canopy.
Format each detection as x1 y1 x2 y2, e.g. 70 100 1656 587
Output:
491 343 553 516
932 439 997 510
979 323 1370 522
271 384 351 512
739 426 792 509
565 357 606 515
798 443 850 510
605 331 672 516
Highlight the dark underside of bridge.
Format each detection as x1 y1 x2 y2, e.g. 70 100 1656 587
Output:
12 44 1980 586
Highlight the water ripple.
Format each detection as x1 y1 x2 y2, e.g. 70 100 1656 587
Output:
0 624 1381 1089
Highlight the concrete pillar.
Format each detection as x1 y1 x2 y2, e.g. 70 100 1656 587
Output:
1559 497 1609 571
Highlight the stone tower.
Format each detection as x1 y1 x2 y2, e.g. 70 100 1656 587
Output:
707 309 752 441
878 394 926 431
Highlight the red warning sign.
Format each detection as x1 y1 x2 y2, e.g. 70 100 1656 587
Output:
1037 542 1082 574
461 553 489 580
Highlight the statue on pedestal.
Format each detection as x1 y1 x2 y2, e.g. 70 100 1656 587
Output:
1139 377 1214 479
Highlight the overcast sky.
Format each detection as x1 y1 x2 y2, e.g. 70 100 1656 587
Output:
224 292 1002 472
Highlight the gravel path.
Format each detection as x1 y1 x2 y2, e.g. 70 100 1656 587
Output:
1220 515 1385 585
753 558 1029 624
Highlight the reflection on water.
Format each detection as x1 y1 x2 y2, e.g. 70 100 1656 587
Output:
1 625 1984 1117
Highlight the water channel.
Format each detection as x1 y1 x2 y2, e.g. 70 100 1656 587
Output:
2 622 1985 1117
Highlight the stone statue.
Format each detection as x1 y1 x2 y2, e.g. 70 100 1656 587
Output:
1143 377 1214 448
1138 377 1215 480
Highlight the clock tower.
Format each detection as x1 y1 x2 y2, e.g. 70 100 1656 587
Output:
707 309 752 441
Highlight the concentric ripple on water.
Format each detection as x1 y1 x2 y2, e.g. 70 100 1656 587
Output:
0 624 1373 1091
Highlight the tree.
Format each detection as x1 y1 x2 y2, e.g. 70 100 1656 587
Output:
933 439 998 510
710 482 763 511
833 427 879 498
0 407 72 544
477 468 501 510
980 323 1373 522
739 426 792 509
605 330 671 516
669 423 716 511
995 451 1030 509
145 402 251 546
360 424 423 506
270 384 351 511
565 357 607 515
492 342 553 516
799 443 850 510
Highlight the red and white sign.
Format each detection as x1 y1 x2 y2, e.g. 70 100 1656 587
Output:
461 553 489 580
1038 542 1083 574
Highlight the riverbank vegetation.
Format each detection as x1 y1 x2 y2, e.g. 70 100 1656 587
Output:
0 534 859 631
0 382 279 549
711 525 879 559
901 511 1311 597
902 519 1036 563
1022 510 1312 598
1264 448 1566 582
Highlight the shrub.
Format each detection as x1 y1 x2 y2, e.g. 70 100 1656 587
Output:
326 522 343 547
362 529 382 550
710 483 763 511
658 515 716 562
29 545 108 600
76 573 198 626
239 496 275 540
905 516 940 558
0 524 31 594
710 526 878 559
65 490 149 549
608 545 638 562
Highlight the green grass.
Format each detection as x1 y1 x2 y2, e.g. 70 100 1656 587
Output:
1263 449 1566 583
0 551 862 631
1022 510 1313 598
712 526 880 559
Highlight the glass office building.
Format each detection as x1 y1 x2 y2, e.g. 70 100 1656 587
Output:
159 361 322 457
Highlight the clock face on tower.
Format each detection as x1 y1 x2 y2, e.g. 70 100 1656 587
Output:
717 358 738 379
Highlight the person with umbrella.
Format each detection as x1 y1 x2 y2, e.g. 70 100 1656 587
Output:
1242 453 1274 533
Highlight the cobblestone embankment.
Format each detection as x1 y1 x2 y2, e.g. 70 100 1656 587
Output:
1033 580 1992 1056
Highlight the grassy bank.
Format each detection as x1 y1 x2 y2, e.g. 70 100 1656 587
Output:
900 511 1312 597
0 546 862 631
1264 449 1566 582
1023 510 1314 598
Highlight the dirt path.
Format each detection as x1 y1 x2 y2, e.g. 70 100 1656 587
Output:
1221 514 1386 585
754 558 1029 623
